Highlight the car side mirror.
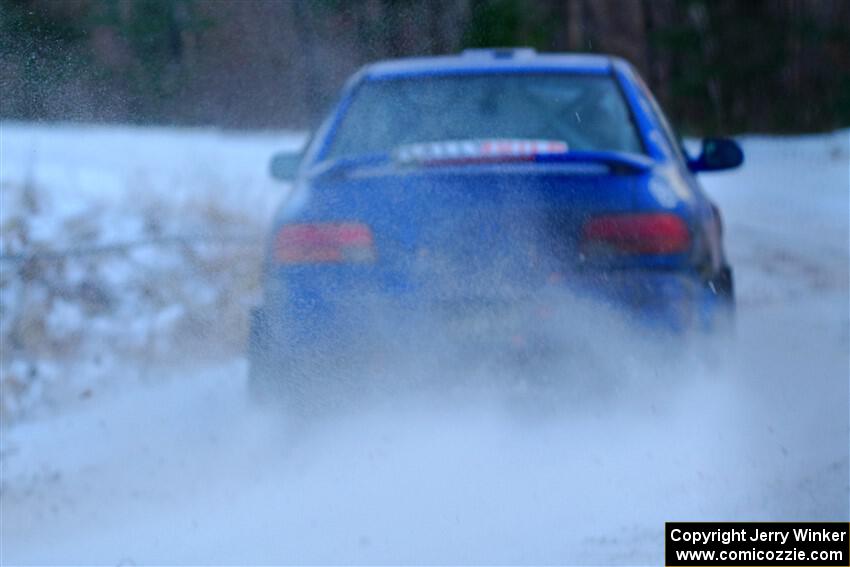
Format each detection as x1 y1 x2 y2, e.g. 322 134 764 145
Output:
689 138 744 173
269 151 301 181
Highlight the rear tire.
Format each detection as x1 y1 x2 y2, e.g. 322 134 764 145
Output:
696 266 737 367
246 306 312 413
247 348 326 419
710 265 736 336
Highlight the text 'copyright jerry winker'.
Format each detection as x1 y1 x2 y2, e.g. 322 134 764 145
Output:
665 522 850 566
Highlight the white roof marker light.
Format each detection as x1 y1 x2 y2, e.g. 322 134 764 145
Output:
460 47 538 59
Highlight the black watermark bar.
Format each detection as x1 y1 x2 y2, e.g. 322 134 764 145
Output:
666 522 850 566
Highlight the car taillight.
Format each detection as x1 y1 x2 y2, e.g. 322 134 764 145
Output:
274 222 375 264
581 213 690 255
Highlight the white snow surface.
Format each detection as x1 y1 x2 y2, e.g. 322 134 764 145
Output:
1 123 848 564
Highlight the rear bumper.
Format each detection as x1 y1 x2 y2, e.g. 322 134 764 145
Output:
250 269 725 359
570 270 712 331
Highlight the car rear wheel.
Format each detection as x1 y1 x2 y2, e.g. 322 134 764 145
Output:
709 265 736 334
246 306 313 413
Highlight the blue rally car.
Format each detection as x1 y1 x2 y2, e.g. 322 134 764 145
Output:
248 48 743 403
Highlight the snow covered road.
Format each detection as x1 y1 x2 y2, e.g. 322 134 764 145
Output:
1 125 847 564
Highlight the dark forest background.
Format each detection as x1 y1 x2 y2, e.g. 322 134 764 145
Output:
2 0 849 135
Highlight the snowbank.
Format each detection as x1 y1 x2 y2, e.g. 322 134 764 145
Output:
1 122 306 420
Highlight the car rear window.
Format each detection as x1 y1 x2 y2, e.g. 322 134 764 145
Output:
325 73 645 160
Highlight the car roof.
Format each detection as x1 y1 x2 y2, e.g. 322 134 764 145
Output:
362 49 619 79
